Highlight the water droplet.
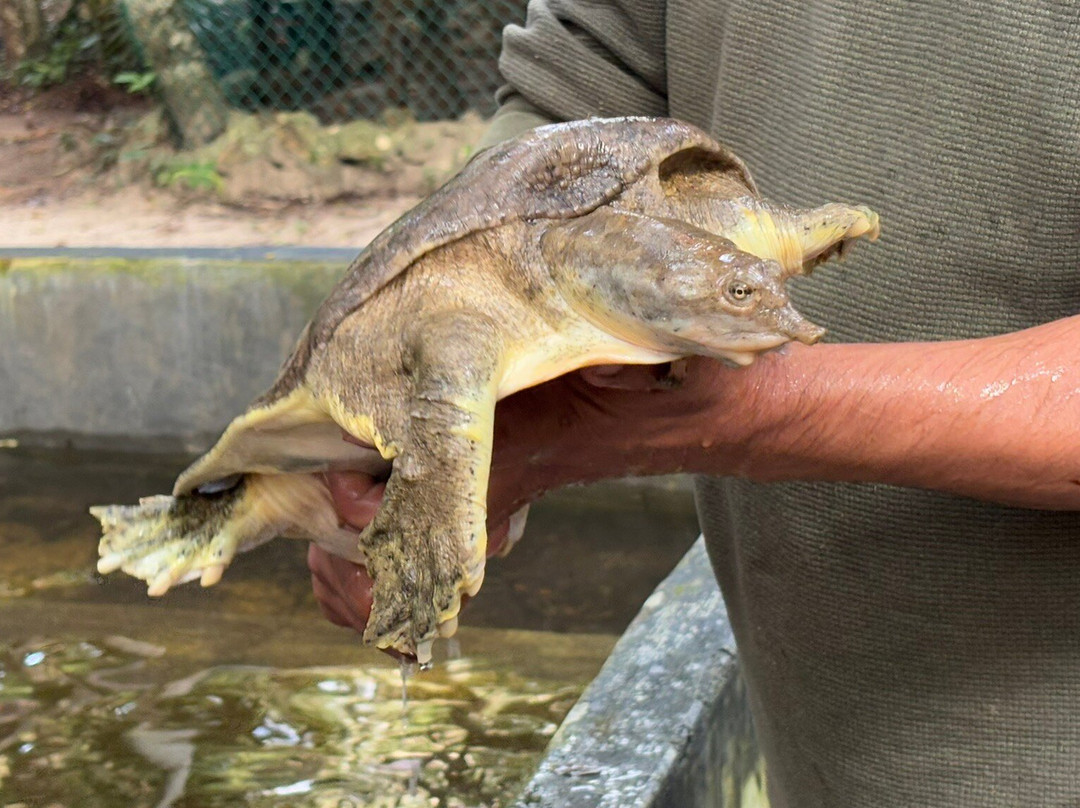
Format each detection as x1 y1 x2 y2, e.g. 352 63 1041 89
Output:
399 658 417 718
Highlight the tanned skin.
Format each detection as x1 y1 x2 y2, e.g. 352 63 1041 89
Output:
310 314 1080 631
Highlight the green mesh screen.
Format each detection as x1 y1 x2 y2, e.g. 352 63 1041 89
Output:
174 0 524 122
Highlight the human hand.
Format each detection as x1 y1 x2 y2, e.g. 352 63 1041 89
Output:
308 356 775 638
308 470 523 636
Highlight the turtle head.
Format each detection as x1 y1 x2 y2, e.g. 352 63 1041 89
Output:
542 208 825 365
693 255 826 361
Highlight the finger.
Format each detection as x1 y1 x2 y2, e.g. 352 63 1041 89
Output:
307 546 424 663
325 471 386 530
310 566 363 628
341 431 372 447
487 519 510 557
579 362 686 390
308 544 374 630
503 504 530 556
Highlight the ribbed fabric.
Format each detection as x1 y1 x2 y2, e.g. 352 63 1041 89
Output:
496 3 1080 806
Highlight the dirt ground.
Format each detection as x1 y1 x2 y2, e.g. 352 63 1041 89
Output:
1 179 419 248
0 80 480 248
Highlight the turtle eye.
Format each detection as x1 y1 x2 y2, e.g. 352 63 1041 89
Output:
726 281 755 305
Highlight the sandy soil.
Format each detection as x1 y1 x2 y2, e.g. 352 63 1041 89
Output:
0 84 466 249
2 183 418 248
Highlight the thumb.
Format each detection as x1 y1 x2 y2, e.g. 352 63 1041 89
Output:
579 360 688 390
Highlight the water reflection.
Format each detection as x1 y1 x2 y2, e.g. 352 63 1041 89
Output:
0 639 580 807
0 447 698 806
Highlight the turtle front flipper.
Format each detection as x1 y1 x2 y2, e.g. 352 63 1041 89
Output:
92 474 338 595
349 312 502 664
782 202 880 275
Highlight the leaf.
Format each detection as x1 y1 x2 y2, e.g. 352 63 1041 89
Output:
113 71 156 93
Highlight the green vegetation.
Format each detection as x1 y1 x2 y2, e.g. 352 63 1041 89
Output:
10 0 146 89
112 69 156 93
154 159 224 193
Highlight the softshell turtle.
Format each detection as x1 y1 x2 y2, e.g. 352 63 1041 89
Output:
91 117 879 662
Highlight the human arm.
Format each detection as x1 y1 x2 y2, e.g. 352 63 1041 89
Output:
708 316 1080 510
475 0 670 148
473 0 672 153
478 315 1080 522
495 0 667 123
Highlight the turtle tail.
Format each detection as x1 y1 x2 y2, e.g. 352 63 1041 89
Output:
91 476 280 596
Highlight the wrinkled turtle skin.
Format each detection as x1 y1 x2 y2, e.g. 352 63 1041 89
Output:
91 117 879 663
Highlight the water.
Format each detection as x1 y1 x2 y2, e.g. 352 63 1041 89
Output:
0 446 699 807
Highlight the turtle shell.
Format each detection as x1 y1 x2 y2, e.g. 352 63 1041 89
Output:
257 116 755 405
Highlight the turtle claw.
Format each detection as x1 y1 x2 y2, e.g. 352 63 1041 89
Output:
148 570 180 597
498 505 530 558
96 551 126 576
437 616 459 638
200 564 227 588
464 572 484 598
364 564 472 664
415 638 436 666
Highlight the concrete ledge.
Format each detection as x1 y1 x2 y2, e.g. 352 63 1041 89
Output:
0 246 359 262
0 254 348 450
515 538 765 808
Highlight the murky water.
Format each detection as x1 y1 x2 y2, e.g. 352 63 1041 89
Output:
0 447 698 807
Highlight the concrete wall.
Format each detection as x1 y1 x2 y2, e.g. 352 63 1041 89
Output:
0 251 352 450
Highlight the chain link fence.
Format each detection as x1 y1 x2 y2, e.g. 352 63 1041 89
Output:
177 0 523 122
4 0 524 133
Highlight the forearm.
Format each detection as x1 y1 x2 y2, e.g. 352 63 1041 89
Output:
493 316 1080 515
496 0 667 123
476 96 555 150
715 315 1080 510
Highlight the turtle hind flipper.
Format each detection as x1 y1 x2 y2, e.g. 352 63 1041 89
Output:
91 478 275 596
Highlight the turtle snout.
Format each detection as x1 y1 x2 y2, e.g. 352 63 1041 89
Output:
776 304 826 344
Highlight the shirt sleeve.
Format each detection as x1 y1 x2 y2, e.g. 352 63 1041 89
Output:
494 0 668 123
476 93 557 150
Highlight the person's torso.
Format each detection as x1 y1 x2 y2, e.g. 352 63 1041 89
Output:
664 3 1080 805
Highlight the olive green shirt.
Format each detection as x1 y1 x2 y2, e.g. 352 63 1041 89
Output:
489 2 1080 805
